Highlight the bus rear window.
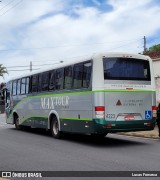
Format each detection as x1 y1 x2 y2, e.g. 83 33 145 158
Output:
103 57 151 81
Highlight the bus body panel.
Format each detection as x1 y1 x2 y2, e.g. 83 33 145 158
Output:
6 92 94 133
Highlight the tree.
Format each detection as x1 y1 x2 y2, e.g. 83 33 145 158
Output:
145 44 160 58
0 64 8 78
148 44 160 52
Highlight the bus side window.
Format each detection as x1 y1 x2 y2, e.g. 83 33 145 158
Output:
31 75 38 92
49 70 56 91
56 68 64 90
73 63 83 89
21 78 26 94
17 79 21 95
42 72 49 91
26 77 29 94
82 62 92 88
10 81 12 93
6 81 12 95
12 80 17 96
64 66 72 89
38 74 42 92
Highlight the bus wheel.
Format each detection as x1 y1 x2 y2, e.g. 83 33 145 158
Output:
51 117 62 139
14 115 21 130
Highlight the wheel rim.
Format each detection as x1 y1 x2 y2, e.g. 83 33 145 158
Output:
53 120 59 135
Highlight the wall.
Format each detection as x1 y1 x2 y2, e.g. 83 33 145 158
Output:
153 57 160 77
152 57 160 103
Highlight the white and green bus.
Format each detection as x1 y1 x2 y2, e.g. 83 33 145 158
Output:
5 52 156 138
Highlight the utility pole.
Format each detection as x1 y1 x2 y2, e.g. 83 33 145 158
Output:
30 61 32 72
143 36 147 54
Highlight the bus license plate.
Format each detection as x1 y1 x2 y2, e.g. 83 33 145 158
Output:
124 116 135 120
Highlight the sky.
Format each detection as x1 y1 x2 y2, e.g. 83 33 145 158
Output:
0 0 160 81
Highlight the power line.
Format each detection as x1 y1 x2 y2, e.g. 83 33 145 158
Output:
5 61 64 73
0 0 16 12
6 61 63 69
6 65 29 68
32 56 83 63
1 37 143 68
0 38 141 52
2 39 142 68
32 62 64 67
0 53 90 65
0 0 22 17
109 38 143 51
7 68 40 71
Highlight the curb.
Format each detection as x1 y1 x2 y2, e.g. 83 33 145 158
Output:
118 132 160 139
118 126 159 139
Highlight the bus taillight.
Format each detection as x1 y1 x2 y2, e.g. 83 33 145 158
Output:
95 106 105 119
152 106 157 118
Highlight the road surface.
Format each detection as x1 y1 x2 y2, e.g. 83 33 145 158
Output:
0 114 160 179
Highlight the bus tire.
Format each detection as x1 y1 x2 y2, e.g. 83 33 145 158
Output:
14 115 21 130
51 116 62 139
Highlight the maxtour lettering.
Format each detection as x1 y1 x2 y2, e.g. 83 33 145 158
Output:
41 96 69 109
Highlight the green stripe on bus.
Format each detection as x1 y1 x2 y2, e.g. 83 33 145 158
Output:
21 115 47 123
15 89 155 101
22 116 92 121
11 89 155 113
30 89 155 97
22 115 92 121
94 90 155 93
61 117 92 121
20 115 92 124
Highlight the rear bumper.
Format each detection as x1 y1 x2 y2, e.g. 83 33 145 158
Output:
93 119 156 133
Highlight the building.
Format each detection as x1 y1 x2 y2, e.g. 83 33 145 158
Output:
150 53 160 103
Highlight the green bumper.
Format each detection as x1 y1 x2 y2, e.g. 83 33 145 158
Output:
93 119 156 133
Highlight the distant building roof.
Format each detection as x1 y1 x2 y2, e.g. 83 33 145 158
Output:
145 51 160 59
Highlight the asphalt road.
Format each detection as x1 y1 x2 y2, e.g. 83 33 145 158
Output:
0 114 160 179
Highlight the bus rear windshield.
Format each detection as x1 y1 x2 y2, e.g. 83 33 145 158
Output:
103 57 151 81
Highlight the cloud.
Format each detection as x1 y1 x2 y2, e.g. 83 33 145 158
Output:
0 0 160 81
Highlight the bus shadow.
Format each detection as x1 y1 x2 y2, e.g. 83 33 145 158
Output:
10 127 149 147
60 133 148 147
